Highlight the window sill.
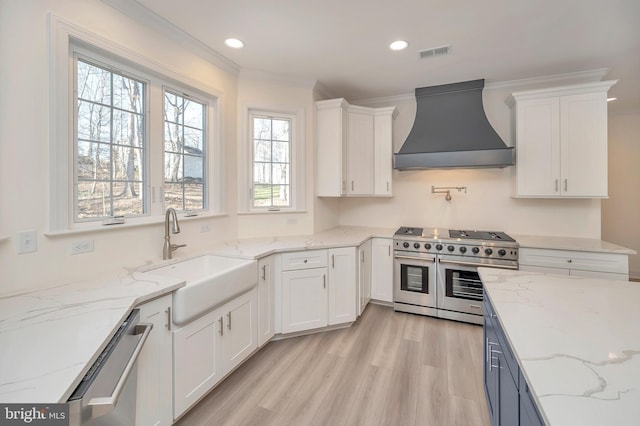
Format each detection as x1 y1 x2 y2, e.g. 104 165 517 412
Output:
237 209 308 216
44 212 228 238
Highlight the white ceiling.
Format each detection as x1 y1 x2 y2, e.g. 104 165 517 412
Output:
132 0 640 111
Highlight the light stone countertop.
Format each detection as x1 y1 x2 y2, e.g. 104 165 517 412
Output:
479 267 640 426
0 269 185 404
0 226 394 405
513 234 636 254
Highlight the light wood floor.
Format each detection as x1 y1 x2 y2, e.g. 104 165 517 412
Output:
175 303 491 426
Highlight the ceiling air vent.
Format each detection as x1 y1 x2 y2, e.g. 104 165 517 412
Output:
419 45 452 59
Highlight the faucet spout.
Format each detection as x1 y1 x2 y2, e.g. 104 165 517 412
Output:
163 208 185 260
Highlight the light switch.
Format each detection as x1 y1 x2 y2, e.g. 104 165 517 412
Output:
17 230 37 254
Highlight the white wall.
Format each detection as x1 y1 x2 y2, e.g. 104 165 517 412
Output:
338 82 602 237
602 111 640 279
0 0 239 293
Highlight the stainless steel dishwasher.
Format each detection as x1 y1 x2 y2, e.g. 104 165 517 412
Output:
67 310 152 426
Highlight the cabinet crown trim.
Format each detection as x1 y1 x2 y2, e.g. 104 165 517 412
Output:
508 80 617 104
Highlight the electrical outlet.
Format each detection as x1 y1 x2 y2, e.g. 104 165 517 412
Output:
71 240 94 255
17 230 37 254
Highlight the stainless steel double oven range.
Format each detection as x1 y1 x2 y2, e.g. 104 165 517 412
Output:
393 227 519 325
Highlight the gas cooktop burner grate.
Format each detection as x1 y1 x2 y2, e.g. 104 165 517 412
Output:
449 230 515 242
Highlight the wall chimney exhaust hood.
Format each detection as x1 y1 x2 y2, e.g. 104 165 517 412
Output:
394 79 514 170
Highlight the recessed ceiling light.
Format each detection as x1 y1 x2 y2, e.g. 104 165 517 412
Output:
224 38 244 49
607 97 617 102
389 40 409 51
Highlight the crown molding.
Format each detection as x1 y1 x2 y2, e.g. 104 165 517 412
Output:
485 68 609 91
100 0 240 75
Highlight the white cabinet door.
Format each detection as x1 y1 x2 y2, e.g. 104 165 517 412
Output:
560 91 608 197
222 288 258 373
371 237 394 303
515 97 561 197
173 306 224 418
281 268 328 333
356 241 371 316
136 295 173 426
346 109 375 195
257 256 275 347
374 108 396 196
328 247 357 325
316 99 348 196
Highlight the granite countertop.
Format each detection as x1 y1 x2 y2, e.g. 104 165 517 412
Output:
0 269 184 404
479 267 640 426
513 234 636 254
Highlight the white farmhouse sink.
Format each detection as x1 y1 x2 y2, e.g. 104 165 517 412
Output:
146 255 257 326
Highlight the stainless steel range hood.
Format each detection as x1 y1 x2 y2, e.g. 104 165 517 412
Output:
394 79 514 170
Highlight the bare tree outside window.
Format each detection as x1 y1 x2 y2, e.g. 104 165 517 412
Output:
75 59 145 220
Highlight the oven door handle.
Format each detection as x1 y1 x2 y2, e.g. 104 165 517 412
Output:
394 255 436 263
437 258 518 270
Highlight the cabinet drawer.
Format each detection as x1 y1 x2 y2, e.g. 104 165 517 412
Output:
281 250 327 271
519 248 628 275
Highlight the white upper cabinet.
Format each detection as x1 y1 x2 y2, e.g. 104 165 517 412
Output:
316 98 397 197
510 81 616 198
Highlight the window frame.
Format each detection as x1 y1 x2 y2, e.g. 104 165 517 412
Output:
48 16 224 234
240 106 306 214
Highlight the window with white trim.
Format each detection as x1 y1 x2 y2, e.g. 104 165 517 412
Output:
250 113 292 209
57 35 221 231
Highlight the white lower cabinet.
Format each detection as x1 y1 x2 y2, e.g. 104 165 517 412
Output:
136 294 173 426
371 237 393 303
279 248 357 334
281 267 328 333
519 248 629 280
357 241 371 315
257 256 275 347
173 288 257 419
329 247 357 324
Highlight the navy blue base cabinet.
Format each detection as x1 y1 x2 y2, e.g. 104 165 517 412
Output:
483 296 544 426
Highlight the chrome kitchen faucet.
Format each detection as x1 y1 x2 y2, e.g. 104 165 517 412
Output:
163 208 187 260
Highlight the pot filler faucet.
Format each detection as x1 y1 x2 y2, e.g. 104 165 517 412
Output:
163 208 187 260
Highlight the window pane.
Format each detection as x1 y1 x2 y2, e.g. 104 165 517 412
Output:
76 180 111 219
113 146 143 181
77 101 111 142
112 182 144 216
272 163 289 184
254 140 271 162
77 141 111 180
77 61 111 104
272 141 289 163
184 127 203 152
253 162 271 184
184 101 203 129
253 184 272 207
184 155 203 182
113 74 144 113
272 119 290 141
113 110 143 147
164 92 207 211
165 122 182 153
272 185 290 206
253 117 271 140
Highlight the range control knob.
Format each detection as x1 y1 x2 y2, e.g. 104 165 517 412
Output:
485 248 493 255
414 242 421 249
472 247 480 254
403 242 410 249
435 244 443 251
459 246 467 253
447 245 455 252
498 249 507 256
425 243 432 250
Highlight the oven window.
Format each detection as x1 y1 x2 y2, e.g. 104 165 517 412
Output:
401 264 430 294
445 269 483 301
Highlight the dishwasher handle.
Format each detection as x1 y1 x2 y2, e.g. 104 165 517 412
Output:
88 322 153 418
